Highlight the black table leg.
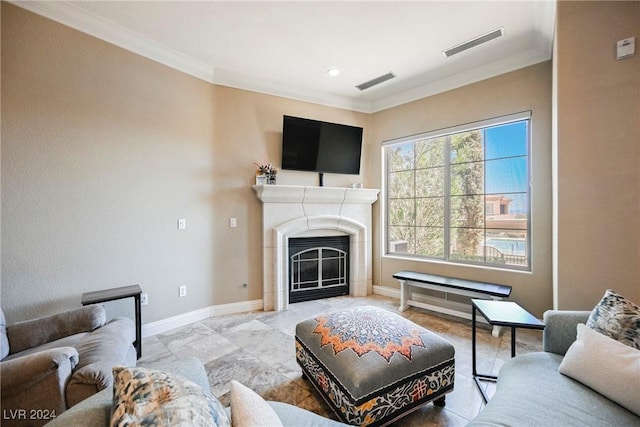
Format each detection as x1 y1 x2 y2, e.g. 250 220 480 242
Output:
134 294 142 359
472 305 477 376
472 304 497 403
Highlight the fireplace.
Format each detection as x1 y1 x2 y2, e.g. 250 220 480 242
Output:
253 185 379 311
289 236 350 303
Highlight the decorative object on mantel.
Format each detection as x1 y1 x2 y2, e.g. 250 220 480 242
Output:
254 161 278 185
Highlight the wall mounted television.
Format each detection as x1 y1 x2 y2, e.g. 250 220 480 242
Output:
281 115 363 185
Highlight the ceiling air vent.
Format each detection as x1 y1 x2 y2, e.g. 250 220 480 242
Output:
443 27 504 58
356 72 395 91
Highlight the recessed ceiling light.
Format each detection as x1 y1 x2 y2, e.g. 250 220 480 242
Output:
327 68 341 77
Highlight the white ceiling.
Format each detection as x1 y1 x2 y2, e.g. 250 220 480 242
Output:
14 1 556 113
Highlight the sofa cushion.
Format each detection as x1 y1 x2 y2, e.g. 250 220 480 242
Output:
559 324 640 416
1 308 10 359
230 380 282 427
6 305 106 354
2 333 87 362
467 352 639 427
74 317 136 372
266 402 348 427
586 289 640 349
111 365 230 427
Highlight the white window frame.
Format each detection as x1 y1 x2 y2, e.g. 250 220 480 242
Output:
381 111 532 271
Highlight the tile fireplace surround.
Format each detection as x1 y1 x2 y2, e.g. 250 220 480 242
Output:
253 185 379 311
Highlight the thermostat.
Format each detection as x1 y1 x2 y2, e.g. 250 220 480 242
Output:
617 37 635 60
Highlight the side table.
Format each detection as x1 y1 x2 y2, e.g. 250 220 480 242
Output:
81 284 142 359
471 298 544 403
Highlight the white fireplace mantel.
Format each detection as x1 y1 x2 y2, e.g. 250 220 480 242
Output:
253 185 379 311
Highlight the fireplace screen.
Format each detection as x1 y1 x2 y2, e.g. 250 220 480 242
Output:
289 236 349 303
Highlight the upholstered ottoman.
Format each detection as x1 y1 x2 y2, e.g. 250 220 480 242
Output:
295 306 455 426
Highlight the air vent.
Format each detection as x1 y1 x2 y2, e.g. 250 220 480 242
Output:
443 27 504 58
355 72 396 91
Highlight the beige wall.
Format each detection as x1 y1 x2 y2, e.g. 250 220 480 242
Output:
2 3 215 323
0 3 371 323
555 1 640 308
371 62 553 317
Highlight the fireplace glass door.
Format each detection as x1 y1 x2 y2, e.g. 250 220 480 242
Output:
289 236 349 303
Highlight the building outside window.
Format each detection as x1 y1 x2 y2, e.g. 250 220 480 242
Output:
383 111 531 270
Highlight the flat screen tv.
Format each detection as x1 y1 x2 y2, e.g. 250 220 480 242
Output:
281 115 363 177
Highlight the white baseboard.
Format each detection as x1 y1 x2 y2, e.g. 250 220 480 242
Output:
142 299 263 338
372 285 400 299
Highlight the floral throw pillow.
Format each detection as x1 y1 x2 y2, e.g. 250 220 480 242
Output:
110 366 230 427
586 289 640 350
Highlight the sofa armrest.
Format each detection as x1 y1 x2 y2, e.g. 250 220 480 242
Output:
66 317 137 407
542 310 590 355
7 305 106 354
1 347 79 423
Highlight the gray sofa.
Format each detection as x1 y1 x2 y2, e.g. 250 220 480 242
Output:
46 357 347 426
1 305 136 426
468 310 640 426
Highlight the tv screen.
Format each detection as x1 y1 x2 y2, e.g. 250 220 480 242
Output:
281 115 363 175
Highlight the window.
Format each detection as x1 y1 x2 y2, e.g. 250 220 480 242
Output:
383 112 531 270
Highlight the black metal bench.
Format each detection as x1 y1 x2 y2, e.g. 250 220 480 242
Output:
393 270 512 336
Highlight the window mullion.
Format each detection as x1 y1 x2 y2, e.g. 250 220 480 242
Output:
413 144 418 255
443 135 451 261
482 129 487 264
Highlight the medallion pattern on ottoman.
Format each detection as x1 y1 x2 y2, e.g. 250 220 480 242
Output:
296 306 455 426
313 307 426 361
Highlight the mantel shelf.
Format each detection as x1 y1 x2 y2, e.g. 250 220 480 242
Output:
253 185 379 205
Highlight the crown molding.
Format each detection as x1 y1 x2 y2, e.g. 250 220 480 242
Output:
213 69 373 113
10 1 555 115
10 1 215 83
369 46 551 113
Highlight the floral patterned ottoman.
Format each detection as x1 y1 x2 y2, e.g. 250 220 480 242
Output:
295 306 455 426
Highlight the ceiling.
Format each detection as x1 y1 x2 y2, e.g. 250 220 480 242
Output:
14 1 556 113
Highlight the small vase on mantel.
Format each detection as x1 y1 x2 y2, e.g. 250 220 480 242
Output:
254 161 278 186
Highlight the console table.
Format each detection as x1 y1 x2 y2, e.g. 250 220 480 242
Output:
81 284 142 359
471 299 544 402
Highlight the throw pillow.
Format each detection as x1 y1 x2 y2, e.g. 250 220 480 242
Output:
230 380 283 427
559 323 640 416
110 366 230 427
586 288 640 350
0 308 9 359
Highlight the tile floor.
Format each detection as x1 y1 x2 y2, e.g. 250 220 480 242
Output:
138 295 543 426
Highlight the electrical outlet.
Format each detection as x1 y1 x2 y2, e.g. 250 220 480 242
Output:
178 285 187 297
141 293 149 306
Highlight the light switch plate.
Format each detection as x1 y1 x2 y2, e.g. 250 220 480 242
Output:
178 218 186 230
